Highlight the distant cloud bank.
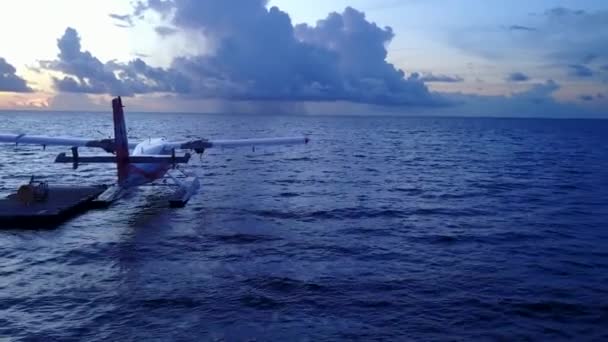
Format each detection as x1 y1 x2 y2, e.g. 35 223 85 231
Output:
453 7 608 69
40 1 446 107
0 58 32 93
8 1 601 117
568 64 594 78
412 73 464 83
506 72 530 82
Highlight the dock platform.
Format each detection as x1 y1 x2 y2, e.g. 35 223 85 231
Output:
0 185 107 228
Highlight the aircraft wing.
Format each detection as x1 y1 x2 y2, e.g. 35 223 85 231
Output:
168 136 309 152
0 133 122 152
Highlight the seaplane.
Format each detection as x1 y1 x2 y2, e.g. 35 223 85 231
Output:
0 97 309 207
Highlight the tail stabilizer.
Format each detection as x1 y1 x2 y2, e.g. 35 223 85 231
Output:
55 153 192 167
112 97 130 185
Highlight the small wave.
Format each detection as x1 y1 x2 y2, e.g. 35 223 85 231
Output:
507 300 591 318
409 234 470 245
491 231 544 243
470 180 530 193
557 184 580 190
337 226 395 237
273 179 298 185
285 156 314 162
251 208 407 220
352 299 394 308
286 242 363 257
279 192 299 198
240 293 284 310
209 233 281 244
251 206 489 221
242 276 326 293
410 231 543 245
436 192 485 199
139 297 203 309
388 187 424 195
428 234 459 244
412 208 488 217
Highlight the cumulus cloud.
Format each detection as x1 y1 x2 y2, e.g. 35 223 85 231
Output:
411 73 463 83
109 13 133 28
506 72 530 82
41 28 185 96
0 58 32 93
568 64 593 77
43 2 444 106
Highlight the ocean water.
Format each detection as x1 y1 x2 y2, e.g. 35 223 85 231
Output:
0 112 607 341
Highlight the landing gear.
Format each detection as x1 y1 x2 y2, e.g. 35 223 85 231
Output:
166 169 200 208
94 185 125 208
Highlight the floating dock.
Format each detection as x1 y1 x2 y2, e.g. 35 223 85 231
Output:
0 185 108 228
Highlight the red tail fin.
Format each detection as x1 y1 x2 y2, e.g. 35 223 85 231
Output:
112 97 130 186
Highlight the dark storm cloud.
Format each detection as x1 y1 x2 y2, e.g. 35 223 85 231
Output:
119 1 443 106
109 13 134 27
508 25 536 32
41 28 185 96
0 57 32 92
154 26 178 37
41 3 444 105
506 72 530 82
411 73 463 83
545 7 586 17
568 64 593 77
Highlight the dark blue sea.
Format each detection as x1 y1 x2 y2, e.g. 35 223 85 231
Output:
0 112 607 341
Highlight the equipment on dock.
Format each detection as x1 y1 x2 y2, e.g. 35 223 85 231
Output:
0 184 107 228
15 177 49 205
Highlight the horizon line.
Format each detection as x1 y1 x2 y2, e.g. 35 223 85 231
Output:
0 108 607 120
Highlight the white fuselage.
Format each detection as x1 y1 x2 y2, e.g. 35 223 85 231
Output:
123 138 172 187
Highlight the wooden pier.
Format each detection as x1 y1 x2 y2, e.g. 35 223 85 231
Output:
0 185 108 228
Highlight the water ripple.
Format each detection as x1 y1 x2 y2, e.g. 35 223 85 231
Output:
0 114 607 340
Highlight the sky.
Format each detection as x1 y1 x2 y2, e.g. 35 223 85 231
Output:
0 0 607 117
